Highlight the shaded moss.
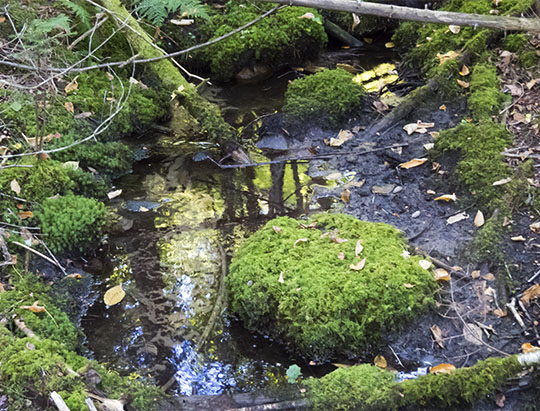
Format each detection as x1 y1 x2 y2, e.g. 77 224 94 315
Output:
520 50 538 68
228 213 436 359
503 33 528 52
283 69 366 127
322 10 391 37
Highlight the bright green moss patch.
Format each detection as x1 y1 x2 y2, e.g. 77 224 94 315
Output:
283 69 366 127
37 194 106 253
228 213 436 359
468 63 508 120
199 2 327 82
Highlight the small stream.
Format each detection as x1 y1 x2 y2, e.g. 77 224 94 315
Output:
82 45 396 398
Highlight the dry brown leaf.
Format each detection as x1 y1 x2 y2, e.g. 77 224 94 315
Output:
437 50 459 64
511 235 526 242
430 324 445 348
433 268 450 281
526 79 538 90
329 129 354 147
338 252 345 260
471 270 481 279
457 79 470 88
355 240 363 257
340 189 351 203
64 76 79 94
20 301 46 313
272 226 282 234
439 104 447 111
434 193 457 202
17 211 33 220
463 323 484 345
474 210 485 228
492 308 507 318
403 283 415 288
430 363 456 374
10 179 21 194
521 283 540 305
459 64 470 76
482 273 496 281
67 273 82 279
419 260 432 270
399 158 428 169
64 101 74 113
403 123 419 135
294 238 308 246
492 177 512 186
495 393 505 408
385 42 395 49
374 355 387 368
350 258 366 271
529 221 540 233
447 212 469 225
104 285 126 306
521 342 539 353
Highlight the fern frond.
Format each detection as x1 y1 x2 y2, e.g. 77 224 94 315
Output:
58 0 92 30
133 0 209 26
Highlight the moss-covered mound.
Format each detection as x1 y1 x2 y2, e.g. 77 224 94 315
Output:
228 213 436 359
283 69 366 127
199 2 327 82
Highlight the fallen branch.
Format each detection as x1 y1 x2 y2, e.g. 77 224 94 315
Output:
50 392 71 411
12 241 63 270
257 0 540 32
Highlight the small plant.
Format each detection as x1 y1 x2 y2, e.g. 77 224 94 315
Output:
286 364 302 383
133 0 209 26
37 195 106 254
283 69 365 127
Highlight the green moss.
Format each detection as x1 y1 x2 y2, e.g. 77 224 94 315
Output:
468 63 508 120
520 50 538 68
228 213 436 359
306 364 398 411
433 121 512 211
199 2 327 82
503 33 528 52
468 215 506 264
37 194 106 253
283 69 366 127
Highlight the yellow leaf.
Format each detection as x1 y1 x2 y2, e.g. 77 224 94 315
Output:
511 235 526 242
459 64 470 76
374 355 387 368
385 42 395 48
430 363 456 374
433 268 450 281
482 273 496 281
522 342 539 353
457 79 470 88
474 210 485 227
0 16 6 23
350 258 366 271
439 104 447 111
434 193 457 202
64 101 74 113
419 260 432 270
436 50 459 64
340 189 351 203
471 270 481 279
294 238 308 246
399 158 428 169
67 273 82 279
492 308 507 318
17 211 33 220
521 283 540 305
21 301 46 313
64 76 79 94
104 285 126 306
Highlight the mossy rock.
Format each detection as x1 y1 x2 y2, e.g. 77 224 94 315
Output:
283 69 366 128
228 213 437 359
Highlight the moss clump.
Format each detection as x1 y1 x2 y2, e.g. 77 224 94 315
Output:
322 10 391 37
503 33 528 52
37 194 106 253
199 2 327 82
306 364 398 411
283 69 366 127
520 50 538 68
433 121 512 211
468 63 508 120
228 213 436 359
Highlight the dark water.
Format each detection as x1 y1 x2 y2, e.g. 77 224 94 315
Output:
82 46 396 397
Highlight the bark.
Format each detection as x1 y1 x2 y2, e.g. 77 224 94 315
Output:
98 0 235 141
258 0 540 32
324 20 364 46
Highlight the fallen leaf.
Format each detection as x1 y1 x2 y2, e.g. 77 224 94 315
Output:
272 226 282 234
521 283 540 305
526 79 538 90
482 273 496 281
385 42 395 48
298 12 315 19
495 393 505 408
403 123 419 135
431 324 445 348
67 273 82 279
459 64 470 76
463 323 484 345
20 301 46 313
355 240 363 256
448 25 460 34
492 177 512 186
437 50 459 64
278 272 284 283
340 189 351 203
439 104 447 111
403 283 415 288
10 179 21 194
492 308 507 318
521 342 539 353
399 158 428 169
426 189 436 195
338 252 345 260
529 221 540 233
434 193 457 202
471 270 481 279
423 143 434 150
74 112 92 119
419 260 432 270
17 211 33 220
104 285 126 306
457 79 470 88
374 355 387 368
107 189 122 199
430 363 456 374
447 212 469 225
170 18 194 25
433 268 450 281
474 210 485 228
64 101 74 113
332 363 351 368
351 13 360 31
62 161 79 170
294 238 308 246
511 235 526 242
350 258 366 271
329 129 354 147
64 76 79 93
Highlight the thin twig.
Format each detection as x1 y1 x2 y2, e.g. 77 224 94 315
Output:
12 241 62 269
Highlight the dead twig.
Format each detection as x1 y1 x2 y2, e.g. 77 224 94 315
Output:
12 241 63 270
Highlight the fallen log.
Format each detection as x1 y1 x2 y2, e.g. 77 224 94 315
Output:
257 0 540 32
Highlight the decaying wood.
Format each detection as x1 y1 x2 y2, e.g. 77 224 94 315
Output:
14 317 38 339
228 399 311 410
324 20 364 47
50 391 71 411
85 398 98 411
258 0 540 32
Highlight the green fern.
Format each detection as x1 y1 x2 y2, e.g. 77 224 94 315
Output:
58 0 92 30
133 0 209 26
26 15 72 42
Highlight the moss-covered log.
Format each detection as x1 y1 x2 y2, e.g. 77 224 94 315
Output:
98 0 235 141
